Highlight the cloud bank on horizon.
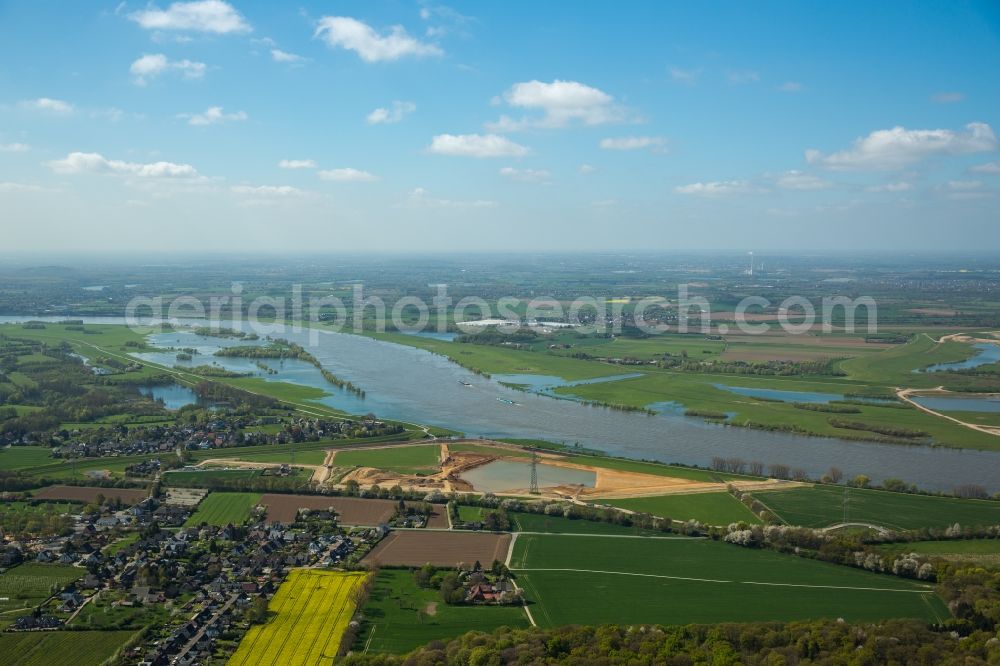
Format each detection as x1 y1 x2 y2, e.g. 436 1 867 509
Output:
0 0 998 252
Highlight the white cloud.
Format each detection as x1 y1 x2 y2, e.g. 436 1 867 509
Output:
428 133 528 158
315 16 442 62
970 161 1000 174
21 98 74 114
417 3 473 37
278 159 316 169
777 81 803 93
0 143 30 153
499 167 550 183
669 66 701 85
947 179 983 191
806 122 997 170
318 168 379 182
599 136 665 151
231 185 304 196
406 187 496 208
931 92 964 104
130 53 206 85
129 1 250 34
486 80 626 131
675 180 756 196
271 49 305 64
866 181 913 192
366 100 416 124
0 182 43 192
178 106 247 126
579 163 596 174
728 70 760 85
90 107 126 122
776 170 831 190
47 152 198 178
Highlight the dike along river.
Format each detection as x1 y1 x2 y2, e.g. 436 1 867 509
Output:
3 315 1000 493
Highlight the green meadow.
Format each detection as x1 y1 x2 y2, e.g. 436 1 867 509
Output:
754 485 1000 530
510 535 947 628
184 492 261 526
600 492 762 525
335 444 441 474
354 569 530 654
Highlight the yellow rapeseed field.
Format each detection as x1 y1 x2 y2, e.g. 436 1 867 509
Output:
229 569 368 666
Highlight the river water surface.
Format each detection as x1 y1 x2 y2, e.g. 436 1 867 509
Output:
3 315 1000 492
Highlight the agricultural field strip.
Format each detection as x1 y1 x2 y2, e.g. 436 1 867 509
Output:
231 572 359 665
508 567 935 593
502 533 538 628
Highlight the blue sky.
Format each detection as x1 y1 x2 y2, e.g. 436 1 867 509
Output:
1 1 999 252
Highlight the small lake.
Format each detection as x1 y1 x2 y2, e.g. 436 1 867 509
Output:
139 383 199 410
912 395 1000 414
401 330 457 342
924 343 1000 372
715 384 845 404
494 372 644 398
461 460 596 493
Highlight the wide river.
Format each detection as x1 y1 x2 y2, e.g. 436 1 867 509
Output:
4 315 1000 493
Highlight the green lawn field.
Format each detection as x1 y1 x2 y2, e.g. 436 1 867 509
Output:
0 446 54 471
509 535 948 628
0 563 82 625
875 539 1000 566
456 505 485 521
354 569 530 654
600 492 762 525
754 486 1000 530
839 333 975 385
202 447 328 466
0 630 137 666
335 444 441 474
184 492 261 526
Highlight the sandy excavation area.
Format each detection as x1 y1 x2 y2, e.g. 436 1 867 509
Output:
328 439 795 501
